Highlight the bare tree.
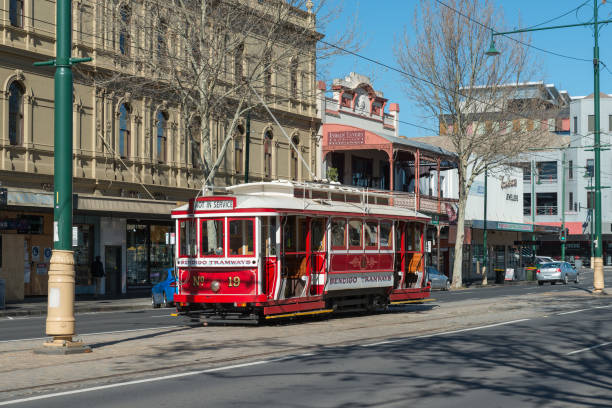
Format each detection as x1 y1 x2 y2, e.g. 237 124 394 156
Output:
395 0 554 288
86 0 356 190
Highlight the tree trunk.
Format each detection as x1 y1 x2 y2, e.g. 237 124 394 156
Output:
451 191 468 289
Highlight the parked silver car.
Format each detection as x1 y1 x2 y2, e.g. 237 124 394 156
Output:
536 262 579 285
426 266 450 290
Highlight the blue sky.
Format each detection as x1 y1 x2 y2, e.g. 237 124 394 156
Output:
320 0 612 137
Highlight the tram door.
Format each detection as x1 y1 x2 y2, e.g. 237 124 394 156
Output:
309 218 327 295
261 216 278 297
281 216 309 298
395 222 407 289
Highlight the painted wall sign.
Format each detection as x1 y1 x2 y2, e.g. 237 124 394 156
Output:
501 178 518 189
327 130 366 146
506 193 519 201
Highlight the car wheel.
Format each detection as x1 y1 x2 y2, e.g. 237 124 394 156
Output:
538 281 544 286
152 295 160 309
563 275 569 285
445 281 450 291
162 293 168 308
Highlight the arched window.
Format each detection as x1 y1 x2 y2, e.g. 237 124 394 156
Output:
156 110 168 162
118 103 131 158
119 5 130 56
190 117 201 168
290 135 299 181
234 124 245 175
9 0 24 28
8 82 24 146
234 43 244 83
290 57 298 96
264 130 273 179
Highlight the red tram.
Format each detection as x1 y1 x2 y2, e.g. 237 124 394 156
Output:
172 181 431 323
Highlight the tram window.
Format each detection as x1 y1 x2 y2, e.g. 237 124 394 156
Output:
200 219 224 256
311 218 326 251
229 219 254 256
380 221 392 248
297 217 308 252
179 219 197 257
414 225 422 251
262 217 277 256
365 221 378 249
348 219 363 249
406 224 414 251
331 218 346 249
284 216 297 252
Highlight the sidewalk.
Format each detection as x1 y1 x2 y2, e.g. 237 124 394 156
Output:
0 295 151 318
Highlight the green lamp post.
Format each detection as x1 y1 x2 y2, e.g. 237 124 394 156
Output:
487 0 609 293
33 0 92 353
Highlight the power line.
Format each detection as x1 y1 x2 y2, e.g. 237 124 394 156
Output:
433 0 592 63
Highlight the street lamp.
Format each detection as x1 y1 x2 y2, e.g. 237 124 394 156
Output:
487 1 610 293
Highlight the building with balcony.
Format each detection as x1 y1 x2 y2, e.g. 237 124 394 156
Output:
522 92 612 264
0 1 319 301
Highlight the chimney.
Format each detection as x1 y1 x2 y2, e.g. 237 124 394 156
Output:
389 103 400 137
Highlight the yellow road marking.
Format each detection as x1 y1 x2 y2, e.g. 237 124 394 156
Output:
390 298 436 305
265 309 334 320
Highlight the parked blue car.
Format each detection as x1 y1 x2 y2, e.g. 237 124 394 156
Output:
151 268 176 308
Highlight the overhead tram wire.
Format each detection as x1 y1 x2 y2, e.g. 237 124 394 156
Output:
518 0 590 31
432 0 592 63
14 5 608 152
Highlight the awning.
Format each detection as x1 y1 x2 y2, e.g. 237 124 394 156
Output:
77 195 178 215
470 220 533 232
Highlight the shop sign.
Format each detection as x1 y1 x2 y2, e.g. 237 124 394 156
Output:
32 246 40 261
328 130 365 146
44 248 52 262
498 222 532 232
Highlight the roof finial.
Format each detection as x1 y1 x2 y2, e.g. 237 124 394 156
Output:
306 0 314 13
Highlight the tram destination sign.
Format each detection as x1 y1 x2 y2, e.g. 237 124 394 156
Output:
195 199 234 211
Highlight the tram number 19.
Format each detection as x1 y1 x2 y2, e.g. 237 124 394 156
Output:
228 276 241 287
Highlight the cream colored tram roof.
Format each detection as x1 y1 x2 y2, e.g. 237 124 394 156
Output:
175 181 430 220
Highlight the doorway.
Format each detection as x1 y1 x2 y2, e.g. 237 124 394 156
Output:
105 245 122 295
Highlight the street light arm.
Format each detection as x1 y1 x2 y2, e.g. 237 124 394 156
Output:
492 19 612 37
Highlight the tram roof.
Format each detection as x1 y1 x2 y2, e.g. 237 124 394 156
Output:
174 181 430 220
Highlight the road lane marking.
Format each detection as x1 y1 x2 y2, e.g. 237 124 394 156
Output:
567 341 612 356
557 304 612 316
361 318 531 347
0 359 271 406
150 314 173 318
0 325 183 344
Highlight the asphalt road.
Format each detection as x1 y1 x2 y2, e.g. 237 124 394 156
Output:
1 269 610 343
3 290 611 407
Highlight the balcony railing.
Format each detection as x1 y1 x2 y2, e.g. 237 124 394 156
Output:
536 206 558 216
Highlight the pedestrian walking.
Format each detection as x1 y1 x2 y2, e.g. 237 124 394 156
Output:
91 256 104 298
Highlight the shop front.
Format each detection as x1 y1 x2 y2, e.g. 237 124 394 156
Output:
126 221 174 292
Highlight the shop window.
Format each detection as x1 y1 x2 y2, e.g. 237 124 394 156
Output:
179 219 197 257
365 221 378 249
150 225 172 283
74 224 94 286
200 219 224 256
380 221 392 248
229 219 254 256
348 219 363 249
331 218 346 249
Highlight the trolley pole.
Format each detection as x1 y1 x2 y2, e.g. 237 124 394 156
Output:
245 112 251 183
34 0 91 354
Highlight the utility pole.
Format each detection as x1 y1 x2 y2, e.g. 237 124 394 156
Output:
531 160 536 264
34 0 91 354
561 149 566 261
487 0 608 292
482 166 488 285
592 0 604 292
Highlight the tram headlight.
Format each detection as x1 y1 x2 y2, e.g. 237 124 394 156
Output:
211 280 221 292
